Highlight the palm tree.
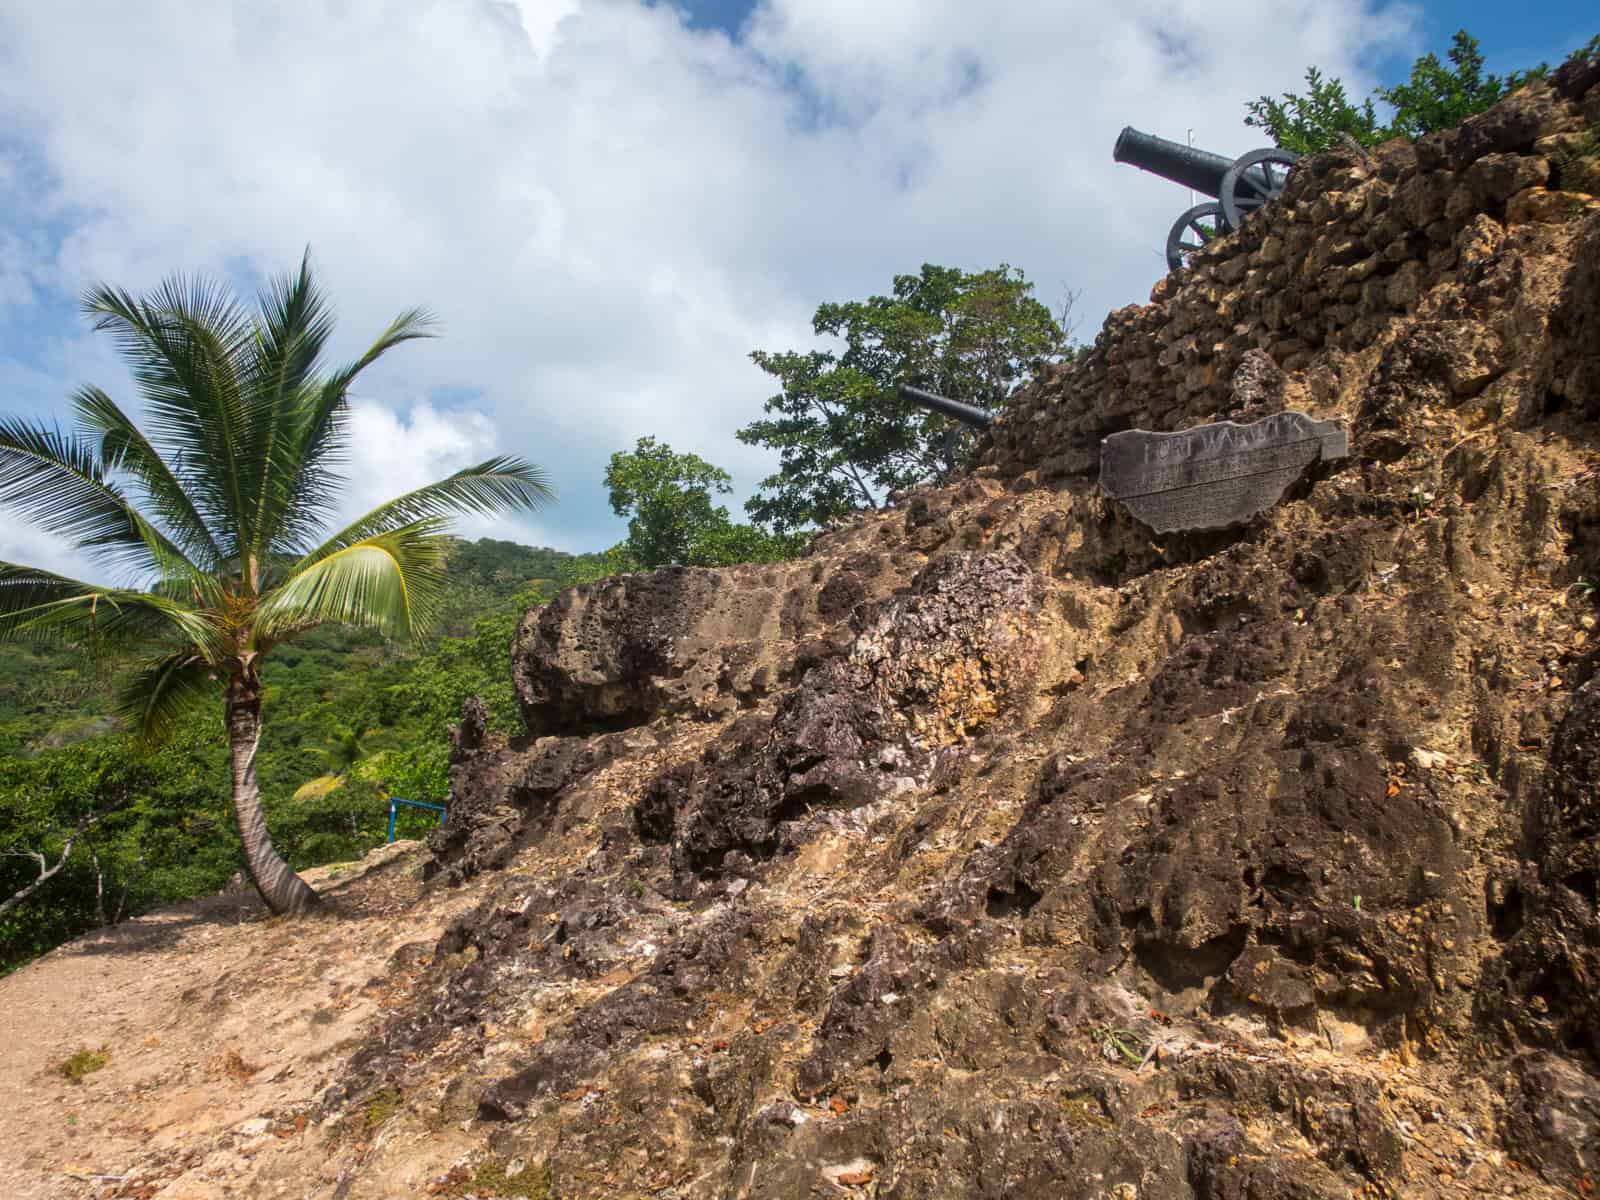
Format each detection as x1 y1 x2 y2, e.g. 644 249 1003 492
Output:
0 254 553 914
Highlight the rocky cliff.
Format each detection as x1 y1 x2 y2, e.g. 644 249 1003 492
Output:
11 55 1600 1200
348 58 1600 1198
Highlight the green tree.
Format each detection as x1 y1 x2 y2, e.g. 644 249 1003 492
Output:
1244 67 1384 155
605 437 735 568
1 733 232 970
1379 31 1545 140
1245 30 1551 155
687 521 807 567
604 437 804 568
0 254 553 914
738 264 1067 531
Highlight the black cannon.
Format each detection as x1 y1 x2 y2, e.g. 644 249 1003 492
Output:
898 384 993 429
1113 127 1299 272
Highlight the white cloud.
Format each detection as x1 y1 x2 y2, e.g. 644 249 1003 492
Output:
342 400 498 517
0 520 95 582
0 0 1414 562
338 397 566 547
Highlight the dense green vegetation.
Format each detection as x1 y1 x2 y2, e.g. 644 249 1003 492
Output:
0 257 555 915
737 264 1072 531
21 16 1592 957
1245 29 1595 155
0 537 606 972
603 437 806 569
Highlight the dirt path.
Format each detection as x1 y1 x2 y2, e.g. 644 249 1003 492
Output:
0 843 481 1200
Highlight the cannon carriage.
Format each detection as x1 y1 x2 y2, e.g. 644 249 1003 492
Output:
1113 127 1300 272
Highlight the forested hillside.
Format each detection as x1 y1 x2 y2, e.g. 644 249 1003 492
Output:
0 537 607 972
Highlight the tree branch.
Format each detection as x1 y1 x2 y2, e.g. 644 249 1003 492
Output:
89 842 106 927
0 811 108 918
833 458 880 510
805 395 879 510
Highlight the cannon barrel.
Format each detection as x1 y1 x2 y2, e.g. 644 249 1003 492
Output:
1113 126 1237 199
898 384 993 429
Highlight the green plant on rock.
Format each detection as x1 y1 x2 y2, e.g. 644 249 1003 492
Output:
1087 1023 1149 1066
362 1087 405 1132
1378 30 1545 141
1244 67 1385 155
1551 128 1600 197
1246 29 1555 154
1059 1091 1113 1130
0 252 554 915
57 1045 108 1083
467 1157 551 1199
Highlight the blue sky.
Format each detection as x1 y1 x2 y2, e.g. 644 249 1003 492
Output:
0 1 1594 574
669 0 1595 72
1408 0 1594 78
671 0 757 36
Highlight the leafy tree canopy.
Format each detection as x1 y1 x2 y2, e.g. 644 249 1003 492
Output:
605 437 734 568
0 535 618 973
0 253 553 914
1242 67 1384 156
604 437 805 568
1245 30 1557 155
737 264 1070 532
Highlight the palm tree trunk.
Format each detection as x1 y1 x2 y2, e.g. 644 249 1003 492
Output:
226 676 319 914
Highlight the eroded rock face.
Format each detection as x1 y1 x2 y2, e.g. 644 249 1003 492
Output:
312 71 1600 1200
511 565 787 732
511 555 915 734
633 551 1066 898
425 707 627 884
1548 215 1600 418
987 67 1600 483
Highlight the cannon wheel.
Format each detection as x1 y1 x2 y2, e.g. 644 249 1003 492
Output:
1166 201 1225 272
1220 148 1300 231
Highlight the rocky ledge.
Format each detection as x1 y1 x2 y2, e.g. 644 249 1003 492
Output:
296 59 1600 1200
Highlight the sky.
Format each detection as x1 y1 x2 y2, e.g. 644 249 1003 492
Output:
0 0 1592 577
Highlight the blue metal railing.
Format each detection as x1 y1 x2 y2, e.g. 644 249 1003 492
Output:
387 797 447 843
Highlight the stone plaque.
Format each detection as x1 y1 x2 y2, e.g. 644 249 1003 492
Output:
1099 411 1348 533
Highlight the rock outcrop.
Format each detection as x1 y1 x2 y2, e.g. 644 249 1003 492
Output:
988 55 1600 482
312 62 1600 1200
34 58 1600 1200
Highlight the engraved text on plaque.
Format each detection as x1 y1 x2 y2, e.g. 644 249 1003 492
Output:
1099 411 1349 533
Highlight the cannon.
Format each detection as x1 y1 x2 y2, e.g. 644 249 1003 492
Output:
898 384 993 429
1113 127 1299 272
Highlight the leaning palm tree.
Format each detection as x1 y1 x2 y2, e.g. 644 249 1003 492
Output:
0 254 553 914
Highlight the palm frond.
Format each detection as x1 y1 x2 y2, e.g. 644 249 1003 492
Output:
82 277 256 563
0 561 223 657
242 249 338 566
323 307 440 401
291 457 555 571
274 307 440 551
117 648 219 745
73 385 226 573
256 250 336 401
255 520 449 646
0 416 205 585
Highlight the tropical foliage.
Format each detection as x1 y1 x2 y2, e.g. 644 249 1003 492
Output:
0 537 602 973
603 437 806 568
0 255 552 914
1244 29 1559 155
738 264 1070 531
